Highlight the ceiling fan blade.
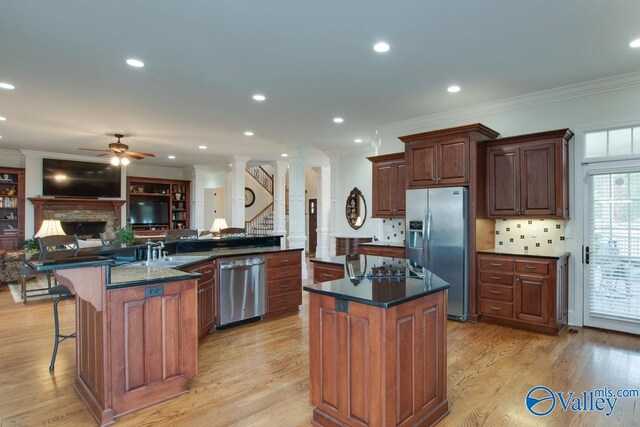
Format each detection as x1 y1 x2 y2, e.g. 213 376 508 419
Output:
124 151 155 158
96 153 109 157
78 148 110 152
123 153 144 160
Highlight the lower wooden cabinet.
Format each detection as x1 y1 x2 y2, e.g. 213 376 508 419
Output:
335 237 372 255
477 253 568 334
311 260 344 283
359 243 405 258
184 260 216 339
264 251 302 316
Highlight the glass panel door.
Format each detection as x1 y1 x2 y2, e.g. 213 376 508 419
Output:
584 170 640 334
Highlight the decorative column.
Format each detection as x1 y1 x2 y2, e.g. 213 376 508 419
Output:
287 146 307 278
272 160 288 245
314 166 330 258
329 156 340 256
188 165 207 232
230 156 250 228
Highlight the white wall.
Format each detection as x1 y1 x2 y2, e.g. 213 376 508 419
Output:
0 149 25 168
360 73 640 327
126 163 188 180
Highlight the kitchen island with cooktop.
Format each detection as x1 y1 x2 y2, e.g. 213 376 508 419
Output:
304 255 450 427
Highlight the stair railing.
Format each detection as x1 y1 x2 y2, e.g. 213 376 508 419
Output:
245 203 274 236
246 166 273 195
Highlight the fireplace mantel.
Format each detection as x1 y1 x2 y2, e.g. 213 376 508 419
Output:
29 197 126 234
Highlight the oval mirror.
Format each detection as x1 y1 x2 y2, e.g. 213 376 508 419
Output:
345 187 367 230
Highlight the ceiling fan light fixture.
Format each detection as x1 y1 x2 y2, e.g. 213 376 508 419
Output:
121 157 130 166
110 156 121 166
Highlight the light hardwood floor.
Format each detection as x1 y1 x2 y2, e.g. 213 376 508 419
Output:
0 283 638 426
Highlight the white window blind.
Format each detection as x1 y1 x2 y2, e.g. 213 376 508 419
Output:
587 172 640 322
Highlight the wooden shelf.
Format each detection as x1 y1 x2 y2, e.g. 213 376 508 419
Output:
129 192 170 197
127 176 190 231
0 167 25 251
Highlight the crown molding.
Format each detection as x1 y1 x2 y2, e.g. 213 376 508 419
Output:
377 71 640 137
20 149 113 163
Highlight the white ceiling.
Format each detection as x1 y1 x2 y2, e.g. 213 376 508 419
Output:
1 1 639 167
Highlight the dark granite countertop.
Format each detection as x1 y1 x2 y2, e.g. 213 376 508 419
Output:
477 248 570 259
304 256 450 308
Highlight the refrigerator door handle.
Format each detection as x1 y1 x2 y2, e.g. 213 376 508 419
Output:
421 210 427 267
426 210 433 267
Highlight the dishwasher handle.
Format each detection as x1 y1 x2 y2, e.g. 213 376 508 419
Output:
219 257 265 269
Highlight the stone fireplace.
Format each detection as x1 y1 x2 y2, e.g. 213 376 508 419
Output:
29 197 126 236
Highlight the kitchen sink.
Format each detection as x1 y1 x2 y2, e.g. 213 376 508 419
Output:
122 255 207 268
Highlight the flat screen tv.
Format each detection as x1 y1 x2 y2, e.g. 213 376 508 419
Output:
42 158 121 198
129 200 170 225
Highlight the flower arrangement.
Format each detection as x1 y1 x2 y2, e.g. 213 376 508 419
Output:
116 225 135 246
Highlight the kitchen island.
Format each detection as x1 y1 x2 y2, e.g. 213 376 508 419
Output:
304 256 450 427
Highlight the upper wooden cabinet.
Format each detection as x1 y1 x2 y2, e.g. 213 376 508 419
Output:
400 124 500 188
368 152 405 218
487 129 573 218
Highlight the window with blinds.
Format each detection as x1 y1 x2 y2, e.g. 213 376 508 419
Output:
587 172 640 322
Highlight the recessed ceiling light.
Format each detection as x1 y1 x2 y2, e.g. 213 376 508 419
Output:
373 42 390 53
333 117 344 124
0 83 15 90
630 38 640 48
0 135 3 139
252 94 266 101
126 58 145 68
354 138 363 143
0 116 6 121
198 145 207 149
168 155 176 159
281 153 288 158
228 163 232 167
447 85 461 93
244 131 254 136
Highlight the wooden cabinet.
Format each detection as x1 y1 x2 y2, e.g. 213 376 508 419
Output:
401 124 499 189
477 253 569 334
311 260 344 283
308 290 448 427
127 176 191 233
368 152 405 218
335 236 372 256
184 260 216 339
0 167 25 251
264 251 302 316
358 243 405 258
487 129 573 218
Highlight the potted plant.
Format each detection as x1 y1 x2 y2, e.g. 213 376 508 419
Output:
116 225 135 246
23 238 39 254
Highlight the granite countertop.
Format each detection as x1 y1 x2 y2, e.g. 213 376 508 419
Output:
304 256 450 308
311 252 405 265
477 248 570 259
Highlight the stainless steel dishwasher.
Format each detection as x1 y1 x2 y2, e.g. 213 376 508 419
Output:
218 256 265 326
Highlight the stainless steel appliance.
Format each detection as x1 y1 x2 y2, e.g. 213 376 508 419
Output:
406 187 468 321
218 256 265 326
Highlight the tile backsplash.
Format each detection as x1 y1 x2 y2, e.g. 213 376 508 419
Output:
494 219 565 252
381 219 405 243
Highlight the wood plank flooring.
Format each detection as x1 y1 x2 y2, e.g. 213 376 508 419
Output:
0 283 638 426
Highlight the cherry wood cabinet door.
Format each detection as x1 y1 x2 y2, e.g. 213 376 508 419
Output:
198 280 215 338
515 273 550 324
395 162 406 216
372 161 394 217
520 142 556 216
406 140 437 188
488 146 520 216
437 136 469 185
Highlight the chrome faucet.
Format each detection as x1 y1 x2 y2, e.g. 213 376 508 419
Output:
146 240 165 262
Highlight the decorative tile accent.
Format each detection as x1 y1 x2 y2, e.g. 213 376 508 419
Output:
494 219 565 252
382 219 405 244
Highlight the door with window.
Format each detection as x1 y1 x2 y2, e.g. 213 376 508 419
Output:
583 126 640 335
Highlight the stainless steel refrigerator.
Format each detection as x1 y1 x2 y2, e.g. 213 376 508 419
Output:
406 187 468 321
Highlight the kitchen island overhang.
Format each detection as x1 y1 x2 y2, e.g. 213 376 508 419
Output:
304 259 450 427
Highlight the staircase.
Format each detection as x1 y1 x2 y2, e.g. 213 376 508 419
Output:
245 166 275 236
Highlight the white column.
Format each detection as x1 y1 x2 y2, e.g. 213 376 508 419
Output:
230 156 250 228
188 165 207 232
329 156 340 256
272 160 288 244
287 146 308 278
314 166 331 258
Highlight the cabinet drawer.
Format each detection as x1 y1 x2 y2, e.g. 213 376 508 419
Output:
479 271 513 286
479 284 513 302
359 246 405 258
479 299 514 319
313 264 344 283
267 266 300 280
516 260 549 275
266 252 301 268
268 291 302 312
268 276 301 297
198 265 215 282
478 256 514 272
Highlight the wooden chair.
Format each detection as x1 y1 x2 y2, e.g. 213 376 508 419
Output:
37 234 78 371
99 231 121 246
220 227 247 238
165 229 198 241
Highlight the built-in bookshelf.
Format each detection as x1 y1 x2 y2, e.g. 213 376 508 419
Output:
127 177 190 235
0 167 25 250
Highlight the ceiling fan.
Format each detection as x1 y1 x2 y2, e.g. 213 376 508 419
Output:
79 134 155 165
